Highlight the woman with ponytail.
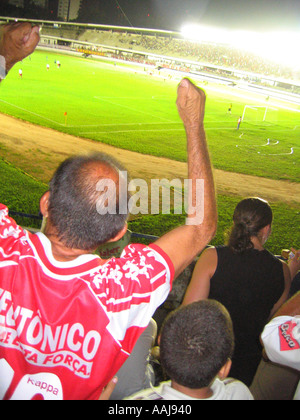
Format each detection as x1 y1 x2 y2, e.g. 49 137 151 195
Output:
182 198 296 386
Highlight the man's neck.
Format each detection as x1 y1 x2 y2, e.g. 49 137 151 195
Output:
171 381 213 400
43 225 95 262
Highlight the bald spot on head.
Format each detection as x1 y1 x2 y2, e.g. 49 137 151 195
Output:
75 159 121 210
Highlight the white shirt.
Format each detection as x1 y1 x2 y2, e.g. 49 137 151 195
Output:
261 316 300 400
126 378 254 400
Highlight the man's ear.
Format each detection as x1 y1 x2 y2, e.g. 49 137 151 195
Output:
40 191 50 217
218 359 232 381
107 223 128 243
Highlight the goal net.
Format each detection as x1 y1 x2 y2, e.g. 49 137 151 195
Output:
242 105 278 124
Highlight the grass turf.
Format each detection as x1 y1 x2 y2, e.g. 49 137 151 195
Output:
0 50 299 254
0 50 298 182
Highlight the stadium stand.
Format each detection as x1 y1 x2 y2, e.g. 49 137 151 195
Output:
1 16 299 92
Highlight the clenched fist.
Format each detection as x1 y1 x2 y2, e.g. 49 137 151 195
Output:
0 22 40 73
176 78 206 131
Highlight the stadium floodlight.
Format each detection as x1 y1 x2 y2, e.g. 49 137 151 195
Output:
230 30 261 51
257 31 300 70
181 24 300 70
181 24 231 44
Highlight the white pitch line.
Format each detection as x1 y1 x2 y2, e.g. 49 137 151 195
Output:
236 137 295 156
93 96 171 100
80 128 184 135
0 99 64 126
94 96 175 123
70 120 236 129
262 139 279 146
258 148 294 156
79 126 237 135
70 121 182 128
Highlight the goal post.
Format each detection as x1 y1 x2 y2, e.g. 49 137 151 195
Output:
242 105 278 123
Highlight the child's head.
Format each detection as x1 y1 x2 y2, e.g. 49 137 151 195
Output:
160 300 234 389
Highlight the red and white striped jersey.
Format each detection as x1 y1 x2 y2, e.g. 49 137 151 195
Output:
0 204 174 400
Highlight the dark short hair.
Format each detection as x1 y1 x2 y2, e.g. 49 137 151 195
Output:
227 197 273 253
160 300 234 389
48 152 129 250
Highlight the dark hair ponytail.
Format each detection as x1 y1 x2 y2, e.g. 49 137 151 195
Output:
227 197 273 253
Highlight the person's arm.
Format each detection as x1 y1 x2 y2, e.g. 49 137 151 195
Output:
98 377 118 400
154 79 217 278
271 291 300 319
288 248 300 281
182 246 218 305
0 22 40 81
269 260 292 318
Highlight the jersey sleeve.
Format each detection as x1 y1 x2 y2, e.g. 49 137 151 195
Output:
261 316 300 371
0 204 26 256
0 204 28 290
0 204 24 242
90 242 174 352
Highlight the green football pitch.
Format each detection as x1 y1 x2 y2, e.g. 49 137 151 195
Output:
0 49 299 253
0 49 299 182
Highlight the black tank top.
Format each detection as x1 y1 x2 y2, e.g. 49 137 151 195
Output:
208 246 284 385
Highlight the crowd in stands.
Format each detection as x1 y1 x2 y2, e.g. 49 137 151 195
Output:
0 22 299 401
129 35 296 80
41 25 300 82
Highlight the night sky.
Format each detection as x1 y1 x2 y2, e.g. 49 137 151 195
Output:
3 0 300 33
96 0 300 32
163 0 300 31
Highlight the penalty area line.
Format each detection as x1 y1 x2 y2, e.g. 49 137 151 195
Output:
79 126 237 135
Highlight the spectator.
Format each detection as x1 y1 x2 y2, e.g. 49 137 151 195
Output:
0 22 217 400
126 300 253 400
251 291 300 400
182 197 294 386
251 249 300 400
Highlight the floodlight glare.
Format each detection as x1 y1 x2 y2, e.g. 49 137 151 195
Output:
181 24 231 44
181 24 300 70
259 31 300 70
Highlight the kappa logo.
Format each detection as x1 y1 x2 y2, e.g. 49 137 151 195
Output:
279 320 300 352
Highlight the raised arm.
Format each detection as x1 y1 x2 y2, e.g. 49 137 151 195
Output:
0 21 40 80
182 246 218 305
154 79 217 278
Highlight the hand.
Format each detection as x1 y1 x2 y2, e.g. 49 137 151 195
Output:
176 78 206 131
98 377 118 400
0 22 40 72
288 248 300 280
